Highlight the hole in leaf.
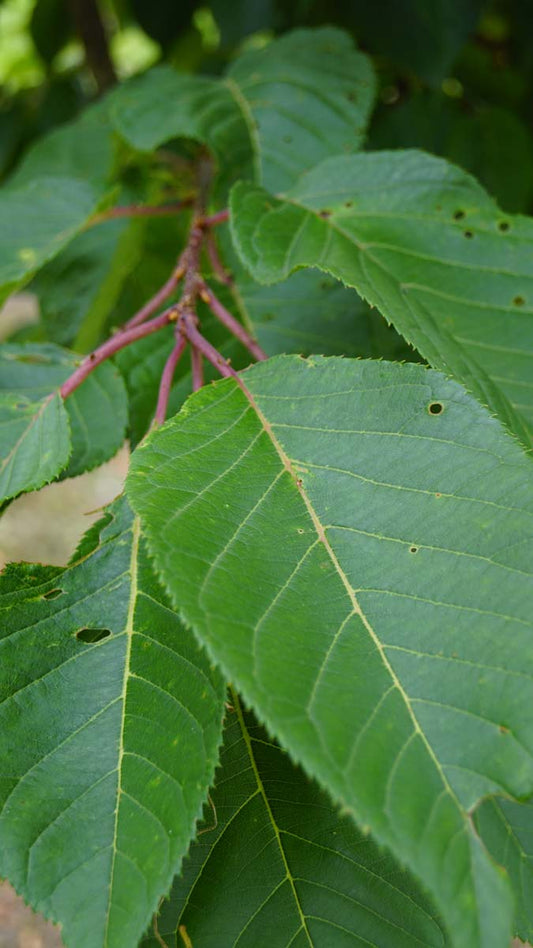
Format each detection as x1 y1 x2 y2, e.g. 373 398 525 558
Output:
76 627 111 643
513 295 525 306
409 546 418 554
319 209 332 219
297 528 305 535
428 402 444 415
42 588 63 601
498 221 510 232
463 230 473 239
453 210 465 220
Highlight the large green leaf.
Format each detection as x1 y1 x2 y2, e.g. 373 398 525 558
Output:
108 67 254 199
143 696 448 948
0 176 99 308
225 27 375 192
230 150 533 446
0 496 226 948
128 355 533 948
0 390 70 504
475 798 533 943
109 28 375 195
0 344 128 477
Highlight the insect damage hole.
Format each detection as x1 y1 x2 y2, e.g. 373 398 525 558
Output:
428 401 444 415
409 546 418 554
76 627 111 643
42 588 64 601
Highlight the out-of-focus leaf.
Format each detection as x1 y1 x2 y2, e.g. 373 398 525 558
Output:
0 391 70 503
0 344 128 476
30 0 71 65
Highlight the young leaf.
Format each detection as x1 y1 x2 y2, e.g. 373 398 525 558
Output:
0 497 226 948
0 176 99 308
230 150 533 445
128 355 533 948
0 391 70 503
143 696 448 948
109 28 375 195
475 798 533 943
0 344 128 477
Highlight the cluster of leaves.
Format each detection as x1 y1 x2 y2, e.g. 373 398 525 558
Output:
1 20 533 948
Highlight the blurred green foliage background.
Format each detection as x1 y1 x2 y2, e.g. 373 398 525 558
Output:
1 0 533 213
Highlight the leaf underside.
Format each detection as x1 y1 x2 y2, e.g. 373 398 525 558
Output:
0 497 226 948
128 355 533 948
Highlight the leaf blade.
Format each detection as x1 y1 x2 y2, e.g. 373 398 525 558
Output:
0 391 70 503
230 150 533 445
0 497 226 948
128 355 533 948
143 697 448 948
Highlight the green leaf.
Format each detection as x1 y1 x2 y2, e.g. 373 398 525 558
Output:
108 67 254 199
10 99 117 191
348 0 482 85
225 27 376 192
128 355 533 948
0 496 226 948
0 390 70 503
109 28 375 195
0 344 128 477
143 696 448 948
230 151 533 445
0 176 99 308
32 217 144 349
475 798 533 943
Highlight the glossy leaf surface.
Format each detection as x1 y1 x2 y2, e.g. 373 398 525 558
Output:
129 355 533 948
0 497 226 948
230 150 533 444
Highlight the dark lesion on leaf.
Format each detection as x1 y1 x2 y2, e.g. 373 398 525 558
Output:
453 210 465 220
75 627 111 643
42 588 64 601
428 401 444 415
513 295 525 306
319 209 332 218
409 546 418 554
498 221 510 232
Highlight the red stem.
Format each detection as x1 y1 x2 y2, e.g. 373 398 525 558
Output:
60 307 177 399
191 346 204 391
199 282 267 362
88 199 193 228
125 256 185 330
154 336 188 426
182 317 237 380
206 231 233 286
201 209 229 227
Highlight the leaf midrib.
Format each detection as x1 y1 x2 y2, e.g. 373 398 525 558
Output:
233 373 463 810
232 688 313 947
